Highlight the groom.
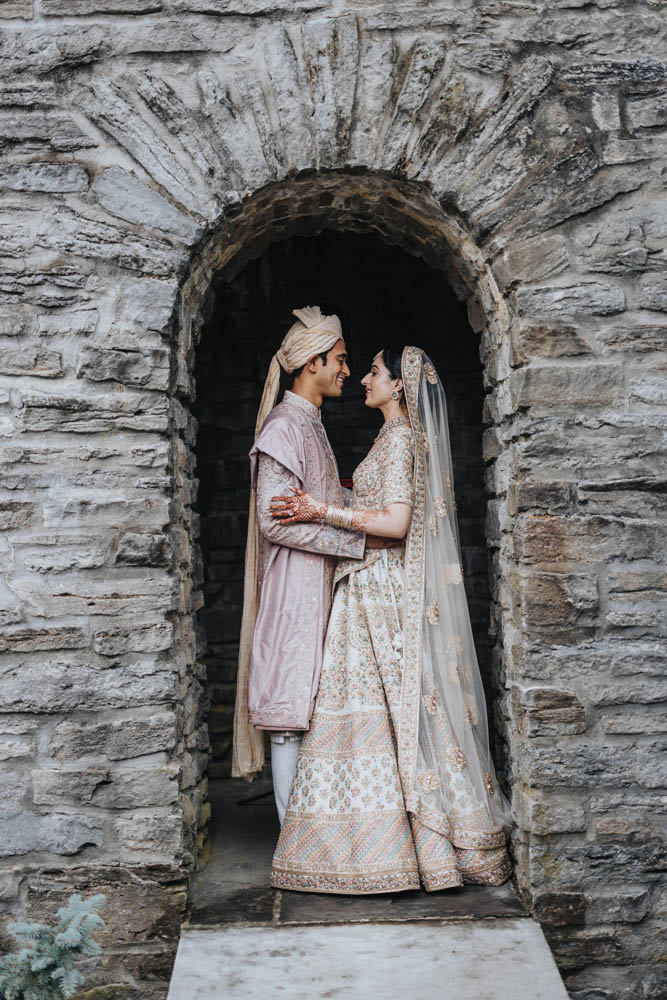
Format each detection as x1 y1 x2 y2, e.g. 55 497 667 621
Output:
232 307 365 824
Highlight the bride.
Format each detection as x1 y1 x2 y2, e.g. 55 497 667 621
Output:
268 346 513 893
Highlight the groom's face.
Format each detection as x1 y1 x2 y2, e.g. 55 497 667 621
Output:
315 339 350 398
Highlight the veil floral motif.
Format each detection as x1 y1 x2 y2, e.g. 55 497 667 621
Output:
399 347 513 847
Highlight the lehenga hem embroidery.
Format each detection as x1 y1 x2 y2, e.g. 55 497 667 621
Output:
271 871 421 895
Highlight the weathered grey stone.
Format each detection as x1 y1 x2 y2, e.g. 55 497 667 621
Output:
0 27 104 75
0 659 176 712
639 275 667 312
38 308 98 337
601 712 667 735
0 811 103 857
606 590 667 629
515 364 622 409
525 799 587 836
516 282 625 317
43 0 161 11
0 0 33 16
534 890 586 927
0 163 88 192
0 346 62 377
114 812 182 860
0 625 88 652
77 345 170 390
495 236 569 289
92 167 201 241
591 93 621 133
42 496 170 529
516 685 587 736
20 540 108 573
20 392 170 434
115 531 171 567
92 766 179 808
626 93 667 133
0 734 34 760
36 209 187 278
0 110 95 151
50 711 177 761
93 621 173 655
524 740 666 789
116 277 178 333
32 768 108 805
583 677 667 708
10 575 175 617
0 500 36 529
519 572 599 627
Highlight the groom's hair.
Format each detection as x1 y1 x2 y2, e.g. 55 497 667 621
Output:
291 348 331 380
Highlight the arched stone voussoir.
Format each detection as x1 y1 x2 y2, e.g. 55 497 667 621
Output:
174 170 511 401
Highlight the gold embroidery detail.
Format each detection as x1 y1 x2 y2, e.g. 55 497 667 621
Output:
454 633 463 654
423 361 438 385
428 514 438 537
466 702 479 726
449 747 467 771
426 601 440 625
418 769 440 793
422 432 430 453
485 772 495 797
434 495 448 517
423 689 439 714
443 562 463 585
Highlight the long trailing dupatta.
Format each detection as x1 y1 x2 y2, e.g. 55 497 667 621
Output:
400 347 513 847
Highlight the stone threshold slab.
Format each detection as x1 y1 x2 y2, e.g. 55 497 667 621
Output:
168 920 569 1000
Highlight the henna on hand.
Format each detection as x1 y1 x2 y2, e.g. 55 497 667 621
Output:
269 487 325 523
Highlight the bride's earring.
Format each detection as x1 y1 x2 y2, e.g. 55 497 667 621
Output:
391 388 400 400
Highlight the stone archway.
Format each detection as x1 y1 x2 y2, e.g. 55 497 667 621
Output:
174 167 515 853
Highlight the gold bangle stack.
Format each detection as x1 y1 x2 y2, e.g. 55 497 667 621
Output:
325 504 354 530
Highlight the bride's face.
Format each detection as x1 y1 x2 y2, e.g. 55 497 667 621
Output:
360 352 399 409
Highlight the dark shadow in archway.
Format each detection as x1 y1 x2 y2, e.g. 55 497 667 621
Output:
193 229 493 780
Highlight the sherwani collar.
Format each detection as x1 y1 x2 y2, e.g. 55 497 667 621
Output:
284 390 322 422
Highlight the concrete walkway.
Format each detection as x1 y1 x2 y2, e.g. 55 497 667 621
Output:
167 778 569 999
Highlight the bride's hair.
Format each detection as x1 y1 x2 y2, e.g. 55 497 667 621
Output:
381 347 406 382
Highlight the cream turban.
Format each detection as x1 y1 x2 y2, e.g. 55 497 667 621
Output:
276 306 343 375
253 306 342 436
232 305 343 780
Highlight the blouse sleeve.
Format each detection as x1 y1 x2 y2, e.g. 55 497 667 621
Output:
379 427 415 507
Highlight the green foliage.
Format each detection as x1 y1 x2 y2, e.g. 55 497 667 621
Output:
0 894 105 1000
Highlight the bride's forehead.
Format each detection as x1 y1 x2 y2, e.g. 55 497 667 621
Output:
372 352 384 366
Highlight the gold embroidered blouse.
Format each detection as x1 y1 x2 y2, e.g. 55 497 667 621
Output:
335 416 415 583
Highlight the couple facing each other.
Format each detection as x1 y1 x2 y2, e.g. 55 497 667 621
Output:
232 305 513 894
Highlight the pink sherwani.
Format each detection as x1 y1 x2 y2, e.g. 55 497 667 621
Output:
247 391 365 731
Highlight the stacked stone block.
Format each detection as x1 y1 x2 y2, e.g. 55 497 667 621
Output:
0 2 664 997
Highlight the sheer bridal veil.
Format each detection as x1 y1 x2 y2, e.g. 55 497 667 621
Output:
399 347 513 847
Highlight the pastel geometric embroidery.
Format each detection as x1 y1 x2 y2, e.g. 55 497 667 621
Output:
426 601 440 625
443 562 463 585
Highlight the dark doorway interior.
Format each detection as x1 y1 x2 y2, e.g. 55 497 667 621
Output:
193 230 491 779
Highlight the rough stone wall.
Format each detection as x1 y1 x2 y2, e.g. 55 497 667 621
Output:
0 2 665 998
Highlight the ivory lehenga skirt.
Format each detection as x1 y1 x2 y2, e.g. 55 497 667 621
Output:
271 548 512 894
